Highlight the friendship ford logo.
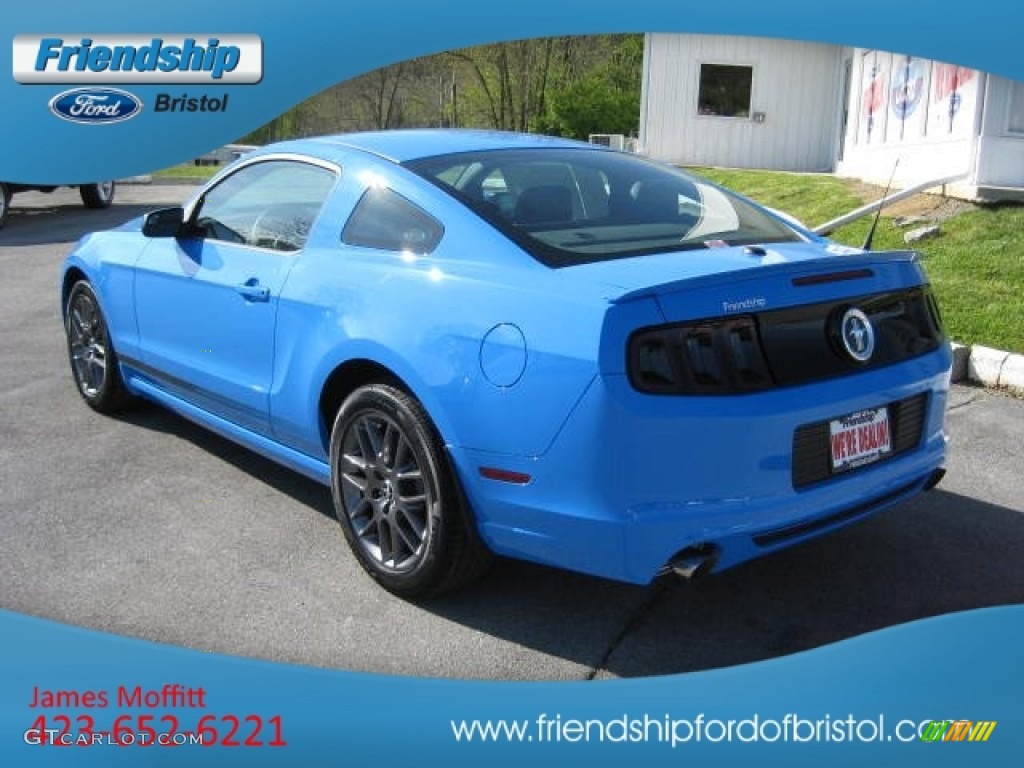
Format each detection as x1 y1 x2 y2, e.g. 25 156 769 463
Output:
49 88 143 125
13 35 262 84
839 307 875 363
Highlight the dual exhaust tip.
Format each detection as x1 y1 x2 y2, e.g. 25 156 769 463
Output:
665 544 718 581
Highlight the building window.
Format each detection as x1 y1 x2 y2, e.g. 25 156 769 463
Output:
1008 81 1024 134
698 64 753 118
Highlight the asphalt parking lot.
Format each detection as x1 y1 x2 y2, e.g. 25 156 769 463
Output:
2 185 1023 681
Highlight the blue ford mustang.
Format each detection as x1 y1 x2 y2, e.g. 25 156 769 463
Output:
61 129 951 597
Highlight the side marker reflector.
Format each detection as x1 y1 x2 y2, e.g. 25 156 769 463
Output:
479 467 532 484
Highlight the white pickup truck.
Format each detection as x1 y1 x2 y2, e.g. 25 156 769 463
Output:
0 181 115 228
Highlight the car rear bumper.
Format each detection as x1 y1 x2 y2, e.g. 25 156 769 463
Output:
455 345 951 584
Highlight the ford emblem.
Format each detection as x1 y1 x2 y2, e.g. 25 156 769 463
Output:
48 88 143 125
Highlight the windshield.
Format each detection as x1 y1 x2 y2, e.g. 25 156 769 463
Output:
404 147 803 267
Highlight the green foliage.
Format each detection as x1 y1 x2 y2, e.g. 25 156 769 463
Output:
239 107 301 145
536 36 643 139
151 163 222 181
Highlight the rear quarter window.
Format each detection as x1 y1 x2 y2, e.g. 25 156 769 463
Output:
341 186 444 254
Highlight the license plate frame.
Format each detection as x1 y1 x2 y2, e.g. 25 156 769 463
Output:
829 406 893 473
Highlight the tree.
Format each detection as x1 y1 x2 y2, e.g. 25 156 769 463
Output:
237 34 644 143
446 38 557 131
537 34 643 139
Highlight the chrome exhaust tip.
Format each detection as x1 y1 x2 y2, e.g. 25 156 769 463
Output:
666 545 718 581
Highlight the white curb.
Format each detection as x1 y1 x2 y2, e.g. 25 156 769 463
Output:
967 345 1010 388
998 353 1024 397
950 342 1024 396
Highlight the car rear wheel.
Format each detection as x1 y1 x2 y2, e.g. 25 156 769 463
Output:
80 181 116 209
65 280 132 413
0 183 10 228
329 383 491 598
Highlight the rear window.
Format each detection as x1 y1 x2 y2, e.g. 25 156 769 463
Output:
404 148 802 267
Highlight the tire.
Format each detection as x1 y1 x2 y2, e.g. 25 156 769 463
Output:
329 383 491 598
64 280 132 413
80 181 116 209
0 183 10 228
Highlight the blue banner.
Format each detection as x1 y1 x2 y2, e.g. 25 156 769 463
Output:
1 0 1023 181
1 606 1020 766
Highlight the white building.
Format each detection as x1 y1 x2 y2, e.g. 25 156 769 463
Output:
639 33 1024 200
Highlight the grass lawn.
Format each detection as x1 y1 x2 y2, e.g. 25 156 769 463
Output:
695 167 1024 354
151 162 223 181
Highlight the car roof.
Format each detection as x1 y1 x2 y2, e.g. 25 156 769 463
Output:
264 129 602 165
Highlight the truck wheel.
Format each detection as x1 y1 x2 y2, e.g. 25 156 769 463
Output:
0 183 10 228
80 181 116 209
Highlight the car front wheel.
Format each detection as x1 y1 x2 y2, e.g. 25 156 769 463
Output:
329 383 491 598
80 181 116 209
65 280 131 412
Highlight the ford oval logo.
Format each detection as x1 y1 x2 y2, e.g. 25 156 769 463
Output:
48 88 143 125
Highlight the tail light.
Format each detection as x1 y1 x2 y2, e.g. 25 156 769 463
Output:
628 316 774 395
626 287 944 396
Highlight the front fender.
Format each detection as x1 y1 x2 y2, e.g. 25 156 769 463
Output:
61 231 147 362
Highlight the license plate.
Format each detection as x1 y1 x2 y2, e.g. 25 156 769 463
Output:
829 407 892 472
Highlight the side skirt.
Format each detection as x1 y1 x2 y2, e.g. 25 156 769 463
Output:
123 367 331 487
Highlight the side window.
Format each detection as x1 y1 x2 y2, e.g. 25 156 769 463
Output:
192 160 336 252
342 187 443 254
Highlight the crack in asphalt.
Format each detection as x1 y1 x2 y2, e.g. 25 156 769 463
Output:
947 392 983 412
587 578 672 680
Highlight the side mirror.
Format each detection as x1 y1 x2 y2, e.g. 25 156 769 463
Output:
142 207 185 238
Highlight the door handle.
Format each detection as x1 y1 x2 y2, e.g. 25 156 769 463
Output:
236 278 270 302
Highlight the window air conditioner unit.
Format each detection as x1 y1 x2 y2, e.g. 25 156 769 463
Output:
589 134 627 150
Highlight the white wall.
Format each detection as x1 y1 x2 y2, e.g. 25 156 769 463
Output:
640 34 845 171
975 76 1024 191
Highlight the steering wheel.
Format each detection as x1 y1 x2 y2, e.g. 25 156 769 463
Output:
194 216 246 244
251 207 311 252
250 209 287 251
